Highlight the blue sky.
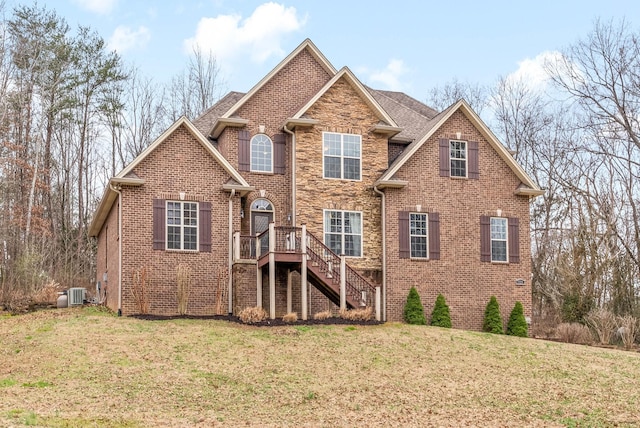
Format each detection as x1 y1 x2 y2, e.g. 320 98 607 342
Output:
20 0 640 101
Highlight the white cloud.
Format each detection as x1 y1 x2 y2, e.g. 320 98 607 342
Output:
72 0 118 15
183 2 306 64
108 26 151 54
368 59 409 91
507 51 563 88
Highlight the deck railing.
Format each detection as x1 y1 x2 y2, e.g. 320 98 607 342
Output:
233 225 377 309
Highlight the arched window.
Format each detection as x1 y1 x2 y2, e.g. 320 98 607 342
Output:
250 134 273 172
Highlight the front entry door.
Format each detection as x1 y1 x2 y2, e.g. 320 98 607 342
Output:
251 211 273 236
252 211 273 256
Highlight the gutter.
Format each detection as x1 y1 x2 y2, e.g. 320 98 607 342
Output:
109 183 123 316
283 125 296 226
373 184 386 322
228 189 236 315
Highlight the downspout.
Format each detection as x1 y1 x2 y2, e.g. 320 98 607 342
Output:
283 125 296 226
109 182 123 316
373 185 386 322
228 189 236 315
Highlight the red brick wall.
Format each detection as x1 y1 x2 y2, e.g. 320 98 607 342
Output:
95 199 120 312
118 124 242 316
384 110 532 330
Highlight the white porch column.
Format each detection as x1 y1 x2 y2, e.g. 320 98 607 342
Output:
375 287 381 321
233 232 240 261
268 223 276 319
340 254 346 310
301 224 308 320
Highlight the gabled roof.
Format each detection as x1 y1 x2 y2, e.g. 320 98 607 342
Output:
288 67 400 131
221 39 337 121
88 117 252 237
376 99 543 196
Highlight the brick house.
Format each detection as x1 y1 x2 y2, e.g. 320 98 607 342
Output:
89 39 543 330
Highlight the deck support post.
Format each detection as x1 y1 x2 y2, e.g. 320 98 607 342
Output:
268 223 276 319
286 269 292 314
340 254 346 311
375 286 381 321
301 224 308 320
256 267 263 308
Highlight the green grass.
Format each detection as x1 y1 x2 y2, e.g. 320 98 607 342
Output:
0 307 639 426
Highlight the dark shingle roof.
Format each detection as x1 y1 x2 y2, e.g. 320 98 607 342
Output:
367 88 438 142
192 91 245 135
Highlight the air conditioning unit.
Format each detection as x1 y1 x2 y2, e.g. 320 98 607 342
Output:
68 287 86 306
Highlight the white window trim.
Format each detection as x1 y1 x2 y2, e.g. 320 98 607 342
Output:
166 200 199 252
322 209 363 258
490 217 508 263
409 212 429 259
322 131 362 181
250 134 273 173
449 140 468 178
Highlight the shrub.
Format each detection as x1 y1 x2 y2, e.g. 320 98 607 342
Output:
506 301 528 337
584 308 616 345
238 306 267 324
483 296 503 334
313 310 332 320
430 294 451 328
282 312 298 323
615 315 638 350
338 307 373 321
556 323 593 344
403 287 426 325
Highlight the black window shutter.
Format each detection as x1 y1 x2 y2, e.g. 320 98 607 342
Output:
399 211 410 259
153 199 165 250
428 212 440 260
508 217 520 264
468 141 479 179
480 215 491 262
238 130 250 171
439 139 450 177
273 133 286 174
199 202 212 252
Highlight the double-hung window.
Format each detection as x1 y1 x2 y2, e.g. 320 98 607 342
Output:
410 213 428 258
250 134 273 173
167 201 198 251
490 217 507 262
450 140 467 177
324 210 362 257
323 132 361 180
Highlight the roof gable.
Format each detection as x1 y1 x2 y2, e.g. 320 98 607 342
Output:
89 117 252 237
117 116 250 188
376 99 542 195
221 39 337 120
290 67 399 128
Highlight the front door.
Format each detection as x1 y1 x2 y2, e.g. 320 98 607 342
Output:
251 211 273 236
250 198 274 256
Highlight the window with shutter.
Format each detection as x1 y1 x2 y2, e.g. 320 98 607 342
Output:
153 199 165 250
250 134 273 172
273 133 286 174
398 211 410 259
199 202 212 252
508 217 520 263
238 130 250 171
428 212 440 260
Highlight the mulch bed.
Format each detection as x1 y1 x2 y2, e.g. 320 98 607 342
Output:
129 313 382 327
